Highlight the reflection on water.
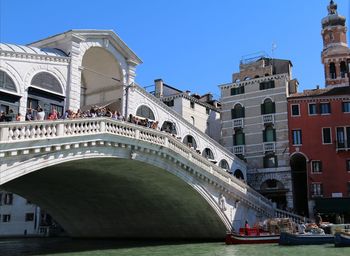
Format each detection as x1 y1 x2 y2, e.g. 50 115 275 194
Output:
0 238 349 256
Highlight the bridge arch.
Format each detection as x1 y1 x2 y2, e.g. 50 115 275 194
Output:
183 134 198 149
202 147 215 160
1 142 230 239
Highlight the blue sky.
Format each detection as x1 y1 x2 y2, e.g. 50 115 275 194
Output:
1 0 349 99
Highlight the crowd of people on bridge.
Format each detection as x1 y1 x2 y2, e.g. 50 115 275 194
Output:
0 106 162 132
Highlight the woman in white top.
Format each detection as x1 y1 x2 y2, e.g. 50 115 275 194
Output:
36 107 45 120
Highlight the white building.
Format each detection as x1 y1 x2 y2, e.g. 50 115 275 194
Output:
0 190 41 236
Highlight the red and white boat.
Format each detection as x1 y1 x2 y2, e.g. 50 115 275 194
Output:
225 228 280 245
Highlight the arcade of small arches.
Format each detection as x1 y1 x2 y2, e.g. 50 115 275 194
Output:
133 104 246 181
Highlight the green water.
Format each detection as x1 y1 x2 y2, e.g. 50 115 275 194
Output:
0 239 349 256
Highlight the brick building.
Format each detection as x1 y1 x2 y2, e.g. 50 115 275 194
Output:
288 0 350 221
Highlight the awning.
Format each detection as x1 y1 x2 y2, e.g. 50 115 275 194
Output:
315 198 350 214
80 100 117 112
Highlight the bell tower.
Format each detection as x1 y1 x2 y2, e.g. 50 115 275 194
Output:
321 0 350 87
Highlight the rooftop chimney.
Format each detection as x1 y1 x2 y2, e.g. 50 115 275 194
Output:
154 79 163 98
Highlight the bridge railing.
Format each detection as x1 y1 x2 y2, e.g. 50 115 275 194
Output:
274 208 312 224
0 118 274 215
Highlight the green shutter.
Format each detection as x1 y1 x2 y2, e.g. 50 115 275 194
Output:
242 107 245 118
231 109 235 119
273 129 276 141
261 104 265 115
263 130 266 142
233 134 236 145
243 133 246 145
272 102 276 113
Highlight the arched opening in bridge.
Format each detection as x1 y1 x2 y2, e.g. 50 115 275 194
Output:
80 47 123 112
136 105 155 120
0 158 227 239
234 169 244 180
160 121 177 135
259 179 287 210
290 153 309 216
219 159 230 172
183 135 197 149
28 72 65 119
202 148 214 160
0 70 21 118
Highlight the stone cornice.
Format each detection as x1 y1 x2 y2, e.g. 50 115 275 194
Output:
0 50 70 64
219 74 288 90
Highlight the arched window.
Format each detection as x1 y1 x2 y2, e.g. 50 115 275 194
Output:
31 72 62 94
202 148 214 160
0 70 17 92
233 129 245 145
234 169 244 180
329 62 336 79
264 153 278 168
261 98 275 115
219 159 230 171
161 121 177 134
231 103 245 119
340 61 347 78
263 125 276 142
191 116 195 126
136 105 155 120
183 135 197 149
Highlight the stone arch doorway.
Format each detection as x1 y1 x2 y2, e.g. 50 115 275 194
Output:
290 153 309 216
80 47 123 111
260 179 287 210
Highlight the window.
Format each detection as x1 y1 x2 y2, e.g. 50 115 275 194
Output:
330 62 336 79
320 103 331 114
136 105 155 120
311 183 323 197
230 86 245 95
342 102 350 113
336 127 350 149
206 107 210 115
0 70 17 92
346 160 350 172
263 154 278 168
2 214 11 222
263 126 276 142
190 101 195 109
191 116 195 126
291 104 300 116
340 61 347 78
261 98 276 115
231 104 245 119
31 72 62 94
233 129 245 145
164 100 174 107
292 130 302 145
25 213 34 222
311 160 322 173
259 80 275 90
308 103 317 115
4 193 13 205
322 128 332 144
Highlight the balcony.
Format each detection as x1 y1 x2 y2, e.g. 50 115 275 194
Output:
233 118 244 128
336 140 350 152
233 145 245 155
263 142 276 153
262 114 274 125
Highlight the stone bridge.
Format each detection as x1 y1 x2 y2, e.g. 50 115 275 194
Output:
0 118 292 239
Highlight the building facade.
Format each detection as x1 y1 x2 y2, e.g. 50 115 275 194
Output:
220 56 298 209
287 0 350 221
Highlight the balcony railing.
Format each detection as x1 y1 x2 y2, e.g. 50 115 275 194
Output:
233 118 244 128
263 142 276 153
233 145 245 155
262 114 274 124
336 140 350 151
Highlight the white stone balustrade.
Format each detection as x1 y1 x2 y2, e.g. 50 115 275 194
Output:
233 118 244 128
0 118 275 217
262 114 275 124
263 142 276 153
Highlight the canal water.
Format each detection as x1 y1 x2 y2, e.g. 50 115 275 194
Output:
0 238 349 256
